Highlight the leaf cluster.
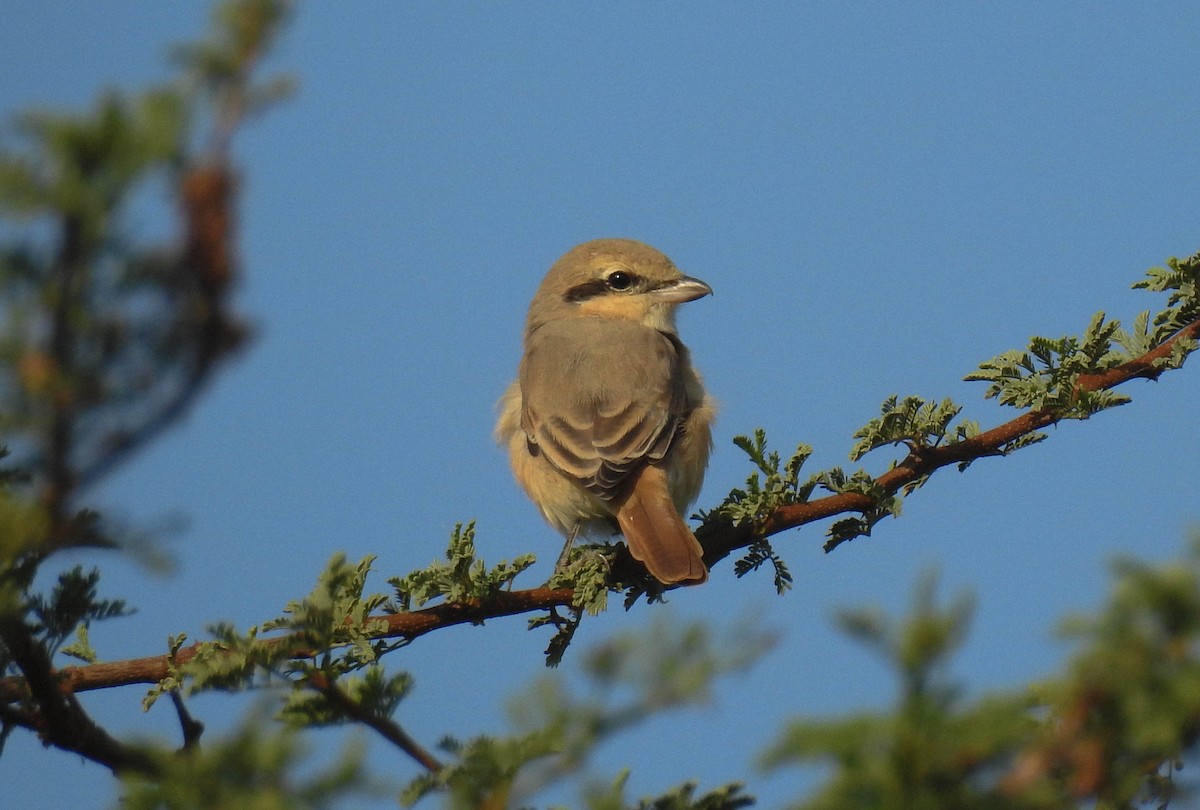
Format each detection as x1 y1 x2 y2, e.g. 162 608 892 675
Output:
702 429 810 591
549 544 619 616
145 553 395 708
968 253 1200 415
389 521 535 612
708 429 816 529
28 566 129 660
814 465 902 548
535 547 626 668
1129 250 1200 364
849 395 978 463
966 314 1134 416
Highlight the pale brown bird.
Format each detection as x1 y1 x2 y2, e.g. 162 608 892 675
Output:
496 238 715 585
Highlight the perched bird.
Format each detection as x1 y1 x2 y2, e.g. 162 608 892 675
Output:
496 238 715 585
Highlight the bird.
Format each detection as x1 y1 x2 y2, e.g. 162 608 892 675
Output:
496 238 715 585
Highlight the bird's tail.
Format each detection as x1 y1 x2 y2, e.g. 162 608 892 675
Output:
616 464 708 585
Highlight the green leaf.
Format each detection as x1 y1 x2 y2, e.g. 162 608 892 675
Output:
733 539 793 594
705 431 813 536
388 522 535 611
850 395 966 461
59 624 98 664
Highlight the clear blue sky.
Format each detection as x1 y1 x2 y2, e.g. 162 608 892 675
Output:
3 3 1199 807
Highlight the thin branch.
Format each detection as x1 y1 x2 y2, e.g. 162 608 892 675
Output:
0 587 575 703
169 690 204 751
43 213 86 531
307 672 443 774
77 163 244 492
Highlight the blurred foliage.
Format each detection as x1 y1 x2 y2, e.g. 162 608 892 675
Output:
0 0 293 603
0 0 299 783
765 539 1200 809
402 616 772 809
118 711 378 809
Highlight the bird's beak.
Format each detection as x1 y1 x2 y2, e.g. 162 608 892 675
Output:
651 276 713 304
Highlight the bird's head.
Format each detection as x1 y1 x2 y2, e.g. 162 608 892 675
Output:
525 238 712 335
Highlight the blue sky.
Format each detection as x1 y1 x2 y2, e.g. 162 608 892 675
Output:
3 3 1199 807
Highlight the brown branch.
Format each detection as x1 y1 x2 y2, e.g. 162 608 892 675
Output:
0 587 575 704
0 314 1195 710
0 698 40 732
0 0 292 778
308 672 443 774
701 315 1200 562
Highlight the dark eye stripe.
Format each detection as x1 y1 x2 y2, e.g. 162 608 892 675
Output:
563 270 642 303
563 279 611 303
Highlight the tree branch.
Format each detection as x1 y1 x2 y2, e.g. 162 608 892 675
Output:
169 690 204 751
0 587 575 703
0 313 1195 708
307 672 443 774
75 158 247 494
701 316 1200 561
0 614 158 775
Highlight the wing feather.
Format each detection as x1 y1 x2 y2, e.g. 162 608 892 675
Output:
520 319 684 503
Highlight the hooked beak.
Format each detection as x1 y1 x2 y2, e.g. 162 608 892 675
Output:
651 275 713 304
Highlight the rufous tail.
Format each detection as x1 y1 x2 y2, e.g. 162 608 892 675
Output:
616 464 708 585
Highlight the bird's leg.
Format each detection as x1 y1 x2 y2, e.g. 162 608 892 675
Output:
554 524 581 573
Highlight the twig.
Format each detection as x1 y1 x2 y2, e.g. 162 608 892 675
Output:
43 214 86 532
170 691 204 751
308 672 442 774
77 162 244 492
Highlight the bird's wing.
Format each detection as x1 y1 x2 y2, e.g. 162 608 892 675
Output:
520 319 683 503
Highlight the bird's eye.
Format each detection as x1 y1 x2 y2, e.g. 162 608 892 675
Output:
606 271 634 291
